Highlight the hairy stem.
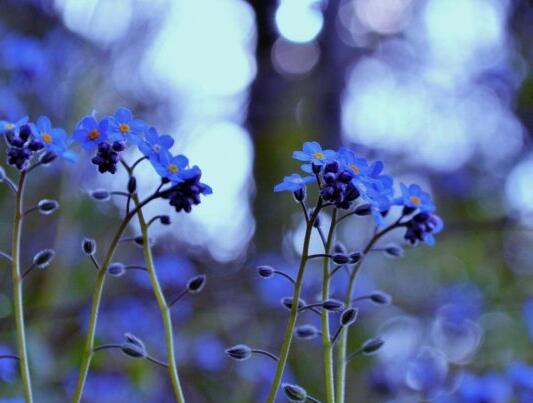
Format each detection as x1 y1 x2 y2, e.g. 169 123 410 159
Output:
321 208 337 403
12 172 33 403
266 199 322 403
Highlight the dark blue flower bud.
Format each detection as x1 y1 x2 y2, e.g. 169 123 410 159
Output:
293 187 306 202
257 265 274 279
127 176 137 194
33 249 55 269
282 383 307 402
295 324 320 340
355 203 372 216
121 341 146 358
225 344 252 361
124 332 145 349
333 241 347 254
337 170 353 184
186 274 206 293
311 163 321 174
107 262 126 277
340 307 359 327
312 211 321 228
91 189 110 201
403 205 417 215
332 254 350 265
361 337 385 355
369 291 392 305
19 124 32 141
384 244 403 258
38 199 59 215
349 252 362 264
322 299 345 311
39 151 57 165
82 238 96 255
324 161 339 173
159 215 171 225
281 297 306 311
112 141 126 152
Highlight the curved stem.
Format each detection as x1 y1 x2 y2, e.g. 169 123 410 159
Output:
251 349 280 362
132 194 186 403
266 198 323 403
334 222 400 403
11 171 33 403
321 209 337 403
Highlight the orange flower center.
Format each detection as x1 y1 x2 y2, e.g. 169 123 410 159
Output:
167 164 179 173
313 152 325 159
349 163 360 175
5 123 15 130
410 196 421 206
42 133 52 144
88 129 100 140
119 123 130 133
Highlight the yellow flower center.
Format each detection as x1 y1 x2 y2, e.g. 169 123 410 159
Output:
119 123 130 133
5 123 15 130
88 129 100 140
167 164 179 173
349 163 360 175
313 152 325 159
410 196 421 206
42 133 52 144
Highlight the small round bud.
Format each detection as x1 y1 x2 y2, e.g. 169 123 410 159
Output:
257 265 274 279
91 189 110 201
333 242 347 255
355 203 372 216
282 383 307 402
369 291 392 305
159 215 171 225
332 254 350 265
39 151 57 165
225 344 252 361
293 187 306 202
281 297 306 311
127 176 137 194
322 299 345 312
107 262 126 277
120 342 146 358
124 332 145 349
82 238 96 255
186 274 206 293
361 337 385 355
33 249 55 269
133 236 144 247
0 166 5 182
340 307 359 327
295 325 319 340
38 199 59 215
384 244 404 258
349 252 362 264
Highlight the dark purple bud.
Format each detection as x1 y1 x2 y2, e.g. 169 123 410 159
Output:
225 344 252 361
349 252 362 264
369 291 392 305
322 299 345 311
282 383 307 402
293 187 306 202
355 204 372 216
33 249 55 269
340 307 359 327
337 170 353 183
91 189 110 201
39 151 57 165
361 337 385 355
107 262 126 277
124 332 145 350
403 205 417 215
159 215 171 225
187 274 206 293
323 172 336 184
324 161 339 173
127 176 137 194
384 244 403 258
28 140 44 152
295 324 320 340
281 297 306 311
257 265 274 279
332 254 350 265
38 199 59 215
112 141 126 152
82 238 96 255
121 341 146 358
133 236 145 247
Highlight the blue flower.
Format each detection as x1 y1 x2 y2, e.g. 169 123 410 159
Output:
162 166 212 213
404 212 443 246
338 148 371 182
457 372 512 403
107 107 146 144
72 116 108 151
151 151 191 183
138 127 174 161
293 141 337 173
0 116 28 135
33 116 76 162
396 183 435 212
274 173 315 192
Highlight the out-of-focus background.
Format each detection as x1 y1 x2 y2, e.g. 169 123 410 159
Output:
0 0 533 401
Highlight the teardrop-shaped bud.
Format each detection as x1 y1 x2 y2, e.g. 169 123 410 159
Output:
361 337 385 355
295 325 319 340
340 307 359 327
91 189 110 201
33 249 55 269
225 344 252 361
257 265 274 279
282 383 307 402
384 244 404 258
38 199 59 215
322 299 345 312
127 176 137 194
107 262 126 277
82 238 96 256
186 274 206 293
369 291 392 305
281 297 306 311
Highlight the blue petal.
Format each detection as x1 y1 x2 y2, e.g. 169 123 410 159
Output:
115 107 132 123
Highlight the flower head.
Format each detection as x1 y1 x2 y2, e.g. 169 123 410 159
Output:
91 141 125 174
151 151 192 183
107 107 146 144
5 124 43 170
73 116 108 151
293 141 337 173
138 127 174 161
161 166 212 213
0 116 28 135
404 212 443 246
34 116 76 162
338 148 371 182
274 173 315 193
396 183 435 212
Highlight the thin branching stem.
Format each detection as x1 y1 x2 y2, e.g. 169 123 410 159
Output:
251 349 280 362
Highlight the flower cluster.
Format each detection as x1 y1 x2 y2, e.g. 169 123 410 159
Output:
1 107 212 213
275 141 443 245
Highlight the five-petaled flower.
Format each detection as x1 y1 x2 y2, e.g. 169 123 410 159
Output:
396 183 435 212
138 127 174 161
107 107 146 144
73 116 108 151
152 152 192 183
274 173 315 192
0 116 28 135
34 116 76 162
293 141 337 173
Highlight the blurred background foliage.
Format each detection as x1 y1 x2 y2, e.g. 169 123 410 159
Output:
0 0 533 402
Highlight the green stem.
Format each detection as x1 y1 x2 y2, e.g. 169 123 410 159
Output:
72 198 156 403
334 223 400 403
266 199 322 403
12 172 33 403
132 194 186 403
321 209 337 403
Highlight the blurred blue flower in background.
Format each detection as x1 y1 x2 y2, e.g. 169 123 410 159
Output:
0 345 17 383
457 372 512 403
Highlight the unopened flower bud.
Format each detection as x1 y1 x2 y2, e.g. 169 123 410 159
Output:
333 242 347 254
295 324 320 340
322 299 345 311
384 244 404 258
107 262 126 277
225 344 252 361
257 265 274 279
361 337 385 355
282 383 307 402
340 307 359 327
281 297 306 311
187 274 206 293
91 189 110 201
349 252 362 264
33 249 55 269
39 151 57 165
121 342 146 358
82 238 96 255
369 291 392 305
293 187 306 202
355 203 372 216
38 199 59 215
159 215 171 225
127 176 137 194
332 254 350 265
